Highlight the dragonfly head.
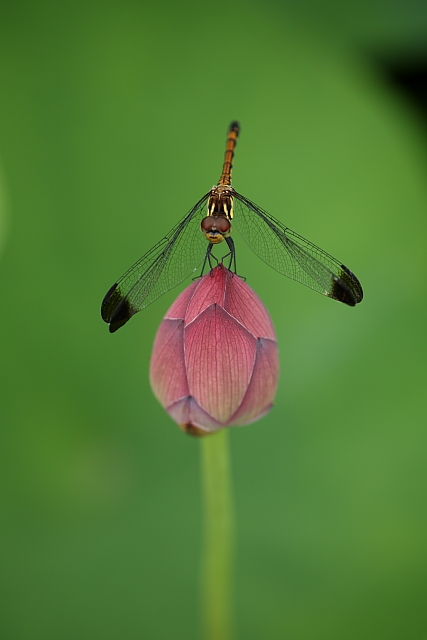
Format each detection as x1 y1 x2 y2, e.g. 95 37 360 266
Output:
201 215 232 244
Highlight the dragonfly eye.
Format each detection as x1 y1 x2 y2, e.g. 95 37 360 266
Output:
201 216 216 232
201 216 231 233
215 217 231 233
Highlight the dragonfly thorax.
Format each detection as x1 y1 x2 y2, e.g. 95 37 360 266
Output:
208 185 235 219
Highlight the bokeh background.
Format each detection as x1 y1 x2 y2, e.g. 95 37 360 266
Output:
1 1 427 638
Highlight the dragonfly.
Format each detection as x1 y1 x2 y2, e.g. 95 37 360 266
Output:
102 122 363 332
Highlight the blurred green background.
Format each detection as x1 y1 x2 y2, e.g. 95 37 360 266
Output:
1 1 427 638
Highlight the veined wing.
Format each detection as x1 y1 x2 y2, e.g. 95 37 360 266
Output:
101 193 210 332
233 192 363 305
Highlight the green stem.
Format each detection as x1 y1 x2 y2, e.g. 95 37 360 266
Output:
200 429 235 640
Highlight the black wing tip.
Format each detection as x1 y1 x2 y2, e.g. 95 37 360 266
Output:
101 283 119 322
331 277 357 306
108 299 136 332
101 283 137 332
331 265 364 306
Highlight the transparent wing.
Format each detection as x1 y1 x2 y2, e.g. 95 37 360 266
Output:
101 193 210 332
233 192 363 305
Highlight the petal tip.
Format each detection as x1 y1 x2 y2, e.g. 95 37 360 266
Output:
179 423 212 437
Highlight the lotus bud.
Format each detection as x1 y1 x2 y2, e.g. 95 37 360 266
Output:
150 264 279 436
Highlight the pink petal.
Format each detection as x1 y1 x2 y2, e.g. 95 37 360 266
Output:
165 280 199 320
224 275 276 340
149 319 189 407
167 396 223 434
229 337 279 426
185 304 257 423
184 265 229 326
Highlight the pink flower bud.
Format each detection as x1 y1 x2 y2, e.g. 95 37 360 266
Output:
150 264 279 436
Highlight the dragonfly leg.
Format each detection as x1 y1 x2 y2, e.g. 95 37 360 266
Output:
222 237 245 279
206 243 219 276
193 243 218 281
221 237 236 271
